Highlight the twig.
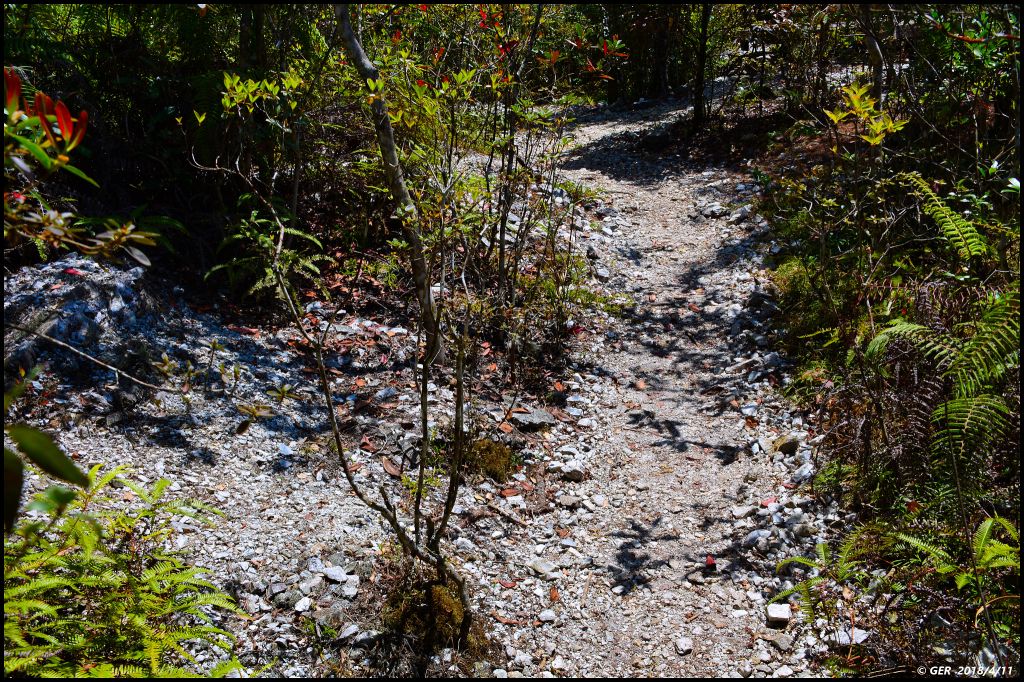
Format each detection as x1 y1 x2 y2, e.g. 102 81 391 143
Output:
486 502 529 527
5 322 179 393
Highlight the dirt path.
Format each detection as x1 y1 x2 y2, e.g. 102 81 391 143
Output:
5 102 824 679
480 103 819 678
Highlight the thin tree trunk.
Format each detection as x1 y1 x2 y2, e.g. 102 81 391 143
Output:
693 3 712 128
334 4 442 363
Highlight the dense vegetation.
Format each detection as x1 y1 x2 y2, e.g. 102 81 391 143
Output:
4 3 1019 677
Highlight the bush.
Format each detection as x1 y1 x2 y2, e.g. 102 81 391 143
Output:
4 466 246 678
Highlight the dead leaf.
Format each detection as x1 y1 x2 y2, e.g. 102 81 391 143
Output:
360 435 377 453
355 378 367 388
688 303 701 313
511 406 530 414
549 587 560 603
498 580 517 589
634 379 647 390
492 611 524 625
346 462 363 474
500 488 519 497
498 422 513 434
381 457 402 478
549 407 572 422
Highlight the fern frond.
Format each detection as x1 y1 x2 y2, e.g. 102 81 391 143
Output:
899 172 989 259
931 394 1011 459
949 285 1020 397
890 531 953 564
867 320 959 367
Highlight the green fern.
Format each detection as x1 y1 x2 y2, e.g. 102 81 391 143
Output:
898 172 990 260
4 465 248 677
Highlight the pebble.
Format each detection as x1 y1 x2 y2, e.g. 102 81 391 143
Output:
675 637 694 655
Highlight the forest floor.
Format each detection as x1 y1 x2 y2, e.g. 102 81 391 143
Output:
5 100 841 678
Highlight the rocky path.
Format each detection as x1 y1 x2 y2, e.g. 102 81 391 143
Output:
5 103 836 679
473 104 830 678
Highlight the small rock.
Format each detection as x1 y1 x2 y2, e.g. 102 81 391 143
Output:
732 505 756 519
832 627 871 646
294 596 312 612
766 603 792 627
769 634 794 652
772 434 800 455
528 558 560 580
595 267 611 282
675 637 694 655
538 609 556 623
323 566 348 582
510 408 557 432
561 461 587 482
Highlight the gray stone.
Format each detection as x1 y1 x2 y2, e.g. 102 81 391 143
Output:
294 596 312 612
528 558 560 580
510 408 557 432
832 627 871 645
743 529 771 547
538 609 557 623
766 603 792 627
323 566 348 582
561 461 587 482
273 589 302 609
595 267 611 282
775 664 794 678
732 505 756 519
675 636 694 655
558 495 582 509
769 634 794 652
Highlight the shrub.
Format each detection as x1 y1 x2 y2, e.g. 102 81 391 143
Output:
4 466 246 677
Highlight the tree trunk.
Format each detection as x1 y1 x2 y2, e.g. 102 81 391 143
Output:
334 4 442 363
692 3 712 128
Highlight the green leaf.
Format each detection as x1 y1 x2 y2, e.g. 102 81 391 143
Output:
8 133 54 169
4 447 24 533
60 162 100 187
6 425 88 487
26 484 78 514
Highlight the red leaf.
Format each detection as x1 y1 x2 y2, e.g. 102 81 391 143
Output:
62 267 85 276
67 110 87 150
549 587 560 602
498 422 513 434
500 488 519 497
760 496 777 507
498 579 517 589
706 554 717 568
4 67 21 111
55 100 73 139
